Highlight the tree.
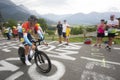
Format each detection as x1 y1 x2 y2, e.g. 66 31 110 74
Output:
0 11 4 30
71 26 83 35
7 19 17 28
38 18 48 32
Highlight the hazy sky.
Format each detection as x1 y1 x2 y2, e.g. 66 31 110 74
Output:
11 0 120 15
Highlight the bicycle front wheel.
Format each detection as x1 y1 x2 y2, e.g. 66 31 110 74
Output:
34 51 52 73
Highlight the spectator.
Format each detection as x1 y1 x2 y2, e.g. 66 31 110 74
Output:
66 25 71 45
62 20 70 45
94 19 106 48
106 15 119 49
12 26 18 40
56 21 63 43
4 27 11 40
17 24 23 41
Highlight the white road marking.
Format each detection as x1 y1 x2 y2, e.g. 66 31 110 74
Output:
0 60 19 72
2 49 11 52
113 47 120 50
86 62 116 70
48 41 57 44
81 56 120 66
5 71 24 80
81 70 116 80
91 53 104 57
28 60 65 80
6 58 20 61
38 43 82 60
91 48 99 52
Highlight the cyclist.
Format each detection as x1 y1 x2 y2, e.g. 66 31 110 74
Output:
21 15 38 65
106 15 119 49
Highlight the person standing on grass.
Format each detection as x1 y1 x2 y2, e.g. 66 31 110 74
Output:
56 21 63 44
94 19 106 48
66 25 71 45
12 26 18 40
4 27 12 40
106 15 119 49
62 20 70 45
17 23 23 41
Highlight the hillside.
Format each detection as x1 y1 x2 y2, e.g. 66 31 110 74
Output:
42 12 120 25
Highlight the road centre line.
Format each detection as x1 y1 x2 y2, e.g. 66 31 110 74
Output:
81 56 120 66
113 47 120 50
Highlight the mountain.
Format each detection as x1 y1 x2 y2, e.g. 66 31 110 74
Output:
41 12 120 25
0 0 41 21
1 0 119 25
0 0 55 25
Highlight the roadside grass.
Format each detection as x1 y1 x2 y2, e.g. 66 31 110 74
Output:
44 34 120 44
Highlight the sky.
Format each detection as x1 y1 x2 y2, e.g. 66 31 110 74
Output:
11 0 120 15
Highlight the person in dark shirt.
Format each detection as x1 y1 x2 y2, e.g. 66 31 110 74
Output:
56 21 63 43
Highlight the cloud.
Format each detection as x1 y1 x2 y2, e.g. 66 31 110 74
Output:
39 0 68 6
11 0 68 7
11 0 120 15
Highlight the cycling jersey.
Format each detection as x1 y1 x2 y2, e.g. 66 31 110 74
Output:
22 21 33 46
22 21 34 34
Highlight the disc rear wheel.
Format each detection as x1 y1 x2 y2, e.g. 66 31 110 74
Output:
18 47 25 64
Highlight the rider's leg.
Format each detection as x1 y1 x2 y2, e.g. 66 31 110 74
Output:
30 44 36 57
24 45 31 65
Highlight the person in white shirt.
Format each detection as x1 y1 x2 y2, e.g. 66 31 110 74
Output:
17 24 23 41
62 20 70 45
106 15 119 49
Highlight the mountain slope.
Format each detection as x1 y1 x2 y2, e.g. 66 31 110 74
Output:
0 0 38 21
42 12 120 25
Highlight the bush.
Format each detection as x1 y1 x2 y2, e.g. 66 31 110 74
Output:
46 30 55 35
71 27 83 35
86 26 96 32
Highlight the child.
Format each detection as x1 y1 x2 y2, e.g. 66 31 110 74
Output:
65 26 71 45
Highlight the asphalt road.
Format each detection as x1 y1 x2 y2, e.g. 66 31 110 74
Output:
0 40 120 80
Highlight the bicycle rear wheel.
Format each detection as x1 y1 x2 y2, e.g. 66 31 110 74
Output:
34 51 51 73
18 47 25 64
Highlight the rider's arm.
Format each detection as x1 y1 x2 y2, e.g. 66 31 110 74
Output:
22 23 32 46
39 26 44 34
23 33 32 46
37 29 44 40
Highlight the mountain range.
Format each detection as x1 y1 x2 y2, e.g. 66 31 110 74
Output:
41 12 120 25
0 0 41 21
0 0 120 25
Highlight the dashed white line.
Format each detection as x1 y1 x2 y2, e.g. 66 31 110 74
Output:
81 56 120 66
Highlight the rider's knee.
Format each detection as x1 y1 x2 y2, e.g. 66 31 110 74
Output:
25 45 29 50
